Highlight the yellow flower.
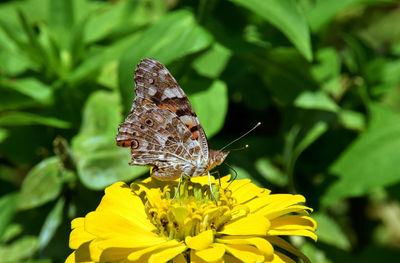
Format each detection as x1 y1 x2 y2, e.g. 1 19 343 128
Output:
66 175 316 263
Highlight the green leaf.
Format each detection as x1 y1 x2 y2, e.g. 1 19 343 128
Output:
0 193 19 241
72 91 147 190
231 0 312 61
294 91 339 112
118 9 213 113
255 158 287 187
18 157 63 210
301 242 333 263
323 104 400 206
38 198 64 250
47 0 73 50
313 213 351 250
188 80 228 137
294 121 329 158
338 109 366 132
311 48 342 99
0 128 8 143
0 223 22 244
64 32 141 85
306 0 393 32
0 236 38 262
84 0 148 44
0 77 53 105
192 43 232 78
0 29 36 75
0 112 71 128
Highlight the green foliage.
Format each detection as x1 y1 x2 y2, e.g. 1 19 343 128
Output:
0 0 400 262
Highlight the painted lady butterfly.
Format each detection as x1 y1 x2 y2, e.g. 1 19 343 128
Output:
116 58 229 183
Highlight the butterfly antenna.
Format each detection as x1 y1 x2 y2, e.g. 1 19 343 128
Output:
230 144 249 151
223 162 238 191
219 122 261 151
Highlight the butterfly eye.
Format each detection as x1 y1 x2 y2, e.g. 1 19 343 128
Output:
131 139 139 149
145 118 154 127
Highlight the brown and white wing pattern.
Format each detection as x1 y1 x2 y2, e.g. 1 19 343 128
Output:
116 58 212 180
132 58 209 158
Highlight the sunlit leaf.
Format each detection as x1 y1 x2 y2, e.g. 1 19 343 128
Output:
323 104 400 206
306 0 393 32
192 43 232 78
0 77 53 105
255 158 287 187
0 193 19 241
38 198 64 250
231 0 312 61
0 112 70 128
0 236 38 262
18 157 62 210
312 213 351 250
0 128 8 143
338 109 366 132
294 91 339 112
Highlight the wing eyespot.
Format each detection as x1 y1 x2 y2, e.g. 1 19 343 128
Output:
131 139 139 149
145 118 154 127
140 124 146 130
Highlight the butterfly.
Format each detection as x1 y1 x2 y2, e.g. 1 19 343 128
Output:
116 58 229 186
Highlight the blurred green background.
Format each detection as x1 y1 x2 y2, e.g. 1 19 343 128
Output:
1 0 400 262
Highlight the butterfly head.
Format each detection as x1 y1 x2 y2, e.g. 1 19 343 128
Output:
209 149 230 169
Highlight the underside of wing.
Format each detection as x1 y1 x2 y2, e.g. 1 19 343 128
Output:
116 103 204 179
133 58 209 157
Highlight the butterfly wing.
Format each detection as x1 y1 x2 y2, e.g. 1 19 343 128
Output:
133 58 209 158
117 103 204 180
116 58 210 179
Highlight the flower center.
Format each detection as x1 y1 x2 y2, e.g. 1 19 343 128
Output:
143 178 241 241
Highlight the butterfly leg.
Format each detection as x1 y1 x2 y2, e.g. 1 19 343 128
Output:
210 170 221 186
207 172 218 202
172 174 184 201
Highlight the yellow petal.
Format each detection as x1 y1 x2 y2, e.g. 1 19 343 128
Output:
262 205 312 220
216 236 273 258
270 215 317 231
222 253 242 263
193 246 225 262
266 236 310 263
231 180 264 203
268 229 317 241
88 238 103 262
218 214 270 235
69 222 95 249
148 243 187 263
67 242 94 263
191 175 217 186
270 251 296 263
96 182 153 229
185 230 214 250
84 211 160 244
127 240 182 261
97 247 135 262
71 217 84 229
219 244 264 262
173 254 187 263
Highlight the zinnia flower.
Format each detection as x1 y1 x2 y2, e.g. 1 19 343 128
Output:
66 175 316 262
